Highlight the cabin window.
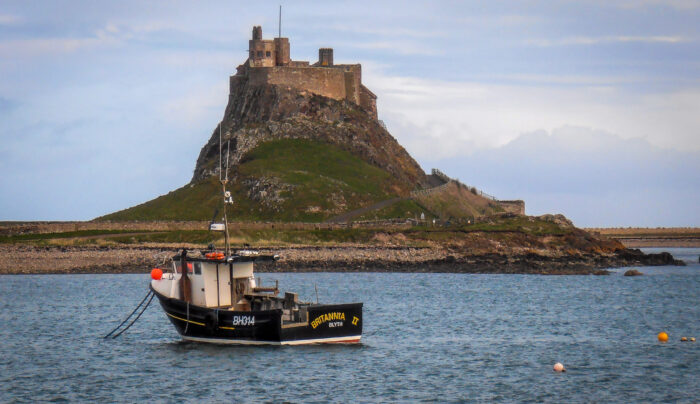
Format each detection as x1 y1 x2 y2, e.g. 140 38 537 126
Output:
257 51 263 57
174 262 194 274
250 50 254 58
194 262 202 275
266 51 271 57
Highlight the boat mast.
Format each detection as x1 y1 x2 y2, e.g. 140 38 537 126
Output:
219 122 231 257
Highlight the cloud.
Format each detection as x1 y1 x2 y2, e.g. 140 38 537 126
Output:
342 40 443 56
611 0 700 10
0 14 21 25
422 126 700 227
0 20 193 58
0 20 126 58
326 23 447 39
525 35 690 47
361 65 700 160
0 37 120 56
159 82 229 127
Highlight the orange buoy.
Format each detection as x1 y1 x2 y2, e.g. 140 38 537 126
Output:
681 337 688 342
658 332 669 342
151 268 163 280
553 363 566 372
206 252 224 260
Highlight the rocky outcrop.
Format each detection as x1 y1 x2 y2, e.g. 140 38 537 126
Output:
191 79 427 193
614 248 686 266
538 214 575 229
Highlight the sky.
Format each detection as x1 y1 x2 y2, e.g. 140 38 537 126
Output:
0 0 698 227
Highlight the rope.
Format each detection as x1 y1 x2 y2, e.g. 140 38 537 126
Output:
184 302 190 334
104 290 153 338
109 292 155 339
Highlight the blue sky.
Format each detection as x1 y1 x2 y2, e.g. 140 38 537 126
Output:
0 0 698 226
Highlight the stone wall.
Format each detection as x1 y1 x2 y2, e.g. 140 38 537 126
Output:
273 37 290 66
497 200 525 215
359 85 377 120
248 39 277 67
336 64 361 105
246 66 349 101
0 220 418 236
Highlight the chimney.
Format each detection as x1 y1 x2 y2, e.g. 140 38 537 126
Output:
318 48 333 66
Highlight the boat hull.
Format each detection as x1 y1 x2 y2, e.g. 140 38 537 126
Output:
151 287 363 345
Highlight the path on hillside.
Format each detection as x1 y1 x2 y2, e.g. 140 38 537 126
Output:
324 197 408 223
324 173 450 223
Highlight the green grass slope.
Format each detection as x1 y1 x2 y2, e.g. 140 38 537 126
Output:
99 139 409 222
412 182 504 220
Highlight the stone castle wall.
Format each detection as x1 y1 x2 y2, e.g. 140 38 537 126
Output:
246 66 349 101
497 200 525 215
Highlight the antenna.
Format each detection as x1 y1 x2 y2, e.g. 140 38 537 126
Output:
278 5 282 38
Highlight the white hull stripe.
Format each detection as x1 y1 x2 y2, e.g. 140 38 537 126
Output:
181 335 362 345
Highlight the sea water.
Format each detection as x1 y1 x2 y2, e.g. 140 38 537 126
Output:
1 248 698 402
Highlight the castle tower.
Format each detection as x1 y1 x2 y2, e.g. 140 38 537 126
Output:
248 25 290 67
318 48 333 66
274 37 290 66
252 26 262 40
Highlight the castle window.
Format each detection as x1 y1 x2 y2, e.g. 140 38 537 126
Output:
250 51 254 57
257 51 263 57
266 51 271 57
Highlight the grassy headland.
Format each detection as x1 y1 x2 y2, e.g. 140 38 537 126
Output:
100 139 413 222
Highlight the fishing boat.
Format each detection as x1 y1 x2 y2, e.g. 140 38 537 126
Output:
147 122 362 345
149 250 362 345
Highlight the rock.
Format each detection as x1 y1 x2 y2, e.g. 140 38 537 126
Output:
623 269 643 276
191 82 427 189
538 214 575 229
615 248 685 266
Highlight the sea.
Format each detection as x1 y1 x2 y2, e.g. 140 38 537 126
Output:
1 247 699 403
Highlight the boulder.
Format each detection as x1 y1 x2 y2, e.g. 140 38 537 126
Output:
623 269 643 276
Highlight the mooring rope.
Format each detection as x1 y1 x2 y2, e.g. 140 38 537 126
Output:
104 290 153 338
110 292 155 339
104 290 155 339
184 302 190 335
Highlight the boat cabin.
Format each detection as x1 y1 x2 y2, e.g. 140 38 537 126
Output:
151 251 310 324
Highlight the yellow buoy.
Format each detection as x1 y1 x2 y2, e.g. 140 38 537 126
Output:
681 337 688 342
658 332 669 342
691 337 696 342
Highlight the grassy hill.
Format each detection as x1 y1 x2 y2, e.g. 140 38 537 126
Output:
412 181 504 220
99 139 411 222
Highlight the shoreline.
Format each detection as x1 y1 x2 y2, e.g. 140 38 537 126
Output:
0 244 686 276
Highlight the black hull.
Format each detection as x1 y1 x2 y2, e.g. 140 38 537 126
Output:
151 287 363 345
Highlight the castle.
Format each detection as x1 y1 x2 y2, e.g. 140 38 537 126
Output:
231 26 378 119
